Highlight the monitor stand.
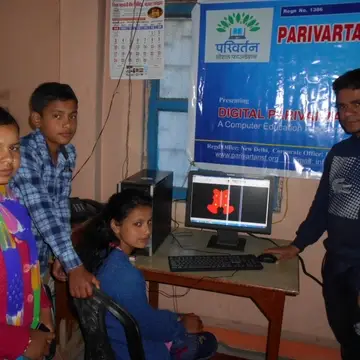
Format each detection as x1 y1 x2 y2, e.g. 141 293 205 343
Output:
206 229 247 252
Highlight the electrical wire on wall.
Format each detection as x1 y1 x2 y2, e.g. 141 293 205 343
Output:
72 0 145 181
122 56 132 180
171 162 193 228
272 177 289 225
121 1 140 180
58 0 61 81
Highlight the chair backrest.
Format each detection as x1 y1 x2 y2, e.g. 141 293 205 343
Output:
73 287 145 360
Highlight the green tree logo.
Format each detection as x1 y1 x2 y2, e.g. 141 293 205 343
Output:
216 13 260 33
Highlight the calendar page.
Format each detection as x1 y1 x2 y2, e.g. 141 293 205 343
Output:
110 0 164 80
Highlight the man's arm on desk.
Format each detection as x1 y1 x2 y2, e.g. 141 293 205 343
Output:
265 153 331 260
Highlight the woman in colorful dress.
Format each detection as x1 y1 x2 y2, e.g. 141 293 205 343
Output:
0 107 55 360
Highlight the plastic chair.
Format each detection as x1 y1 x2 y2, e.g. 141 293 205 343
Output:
73 287 145 360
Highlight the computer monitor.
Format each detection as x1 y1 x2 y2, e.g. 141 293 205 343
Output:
185 171 274 251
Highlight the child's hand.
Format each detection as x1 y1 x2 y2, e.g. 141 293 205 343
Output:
68 265 100 298
52 259 67 282
24 329 55 359
180 313 204 334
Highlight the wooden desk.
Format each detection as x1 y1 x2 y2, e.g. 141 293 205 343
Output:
136 230 299 360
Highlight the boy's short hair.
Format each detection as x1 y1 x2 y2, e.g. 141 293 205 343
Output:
30 82 78 115
0 107 20 132
333 68 360 95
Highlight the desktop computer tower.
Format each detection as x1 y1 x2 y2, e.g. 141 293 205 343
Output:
117 169 173 256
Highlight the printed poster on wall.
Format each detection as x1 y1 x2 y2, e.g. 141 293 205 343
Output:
189 0 360 178
110 0 164 80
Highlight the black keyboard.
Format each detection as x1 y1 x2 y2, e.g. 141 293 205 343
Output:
168 254 263 272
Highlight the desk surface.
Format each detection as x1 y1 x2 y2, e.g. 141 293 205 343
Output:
136 229 299 295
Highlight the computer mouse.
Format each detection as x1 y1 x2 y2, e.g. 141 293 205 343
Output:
257 253 278 264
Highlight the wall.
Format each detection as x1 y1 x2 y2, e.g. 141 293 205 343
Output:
100 0 145 201
57 0 144 201
59 0 106 200
0 0 336 348
0 0 60 134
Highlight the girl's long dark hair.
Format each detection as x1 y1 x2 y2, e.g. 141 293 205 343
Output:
0 107 20 131
76 189 152 273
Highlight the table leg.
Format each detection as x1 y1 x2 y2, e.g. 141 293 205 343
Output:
252 291 286 360
148 281 159 308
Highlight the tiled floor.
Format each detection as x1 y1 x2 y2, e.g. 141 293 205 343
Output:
55 321 247 360
56 321 84 360
56 320 293 360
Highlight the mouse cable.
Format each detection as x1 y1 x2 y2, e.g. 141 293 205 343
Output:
247 233 323 287
72 0 145 181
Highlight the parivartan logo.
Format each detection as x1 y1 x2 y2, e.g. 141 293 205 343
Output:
216 13 260 35
204 8 274 63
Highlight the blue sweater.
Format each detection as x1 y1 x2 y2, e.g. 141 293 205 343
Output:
97 249 186 360
292 136 360 289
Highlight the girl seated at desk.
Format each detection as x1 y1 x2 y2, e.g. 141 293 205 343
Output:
76 189 218 360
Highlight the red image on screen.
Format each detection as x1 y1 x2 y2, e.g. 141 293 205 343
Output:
207 189 235 215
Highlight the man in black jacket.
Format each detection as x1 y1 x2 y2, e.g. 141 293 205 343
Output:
266 68 360 359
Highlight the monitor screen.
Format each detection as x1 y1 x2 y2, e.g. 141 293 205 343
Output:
185 172 274 235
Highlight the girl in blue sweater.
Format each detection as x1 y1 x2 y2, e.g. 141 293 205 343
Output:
77 189 217 360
